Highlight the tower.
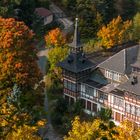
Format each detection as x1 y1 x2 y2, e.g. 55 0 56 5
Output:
59 18 95 104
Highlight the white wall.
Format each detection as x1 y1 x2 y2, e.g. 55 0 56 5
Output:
44 15 53 25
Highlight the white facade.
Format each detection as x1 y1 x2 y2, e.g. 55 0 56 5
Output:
44 14 53 25
80 83 140 125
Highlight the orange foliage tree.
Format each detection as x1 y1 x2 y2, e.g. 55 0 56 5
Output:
0 17 42 89
45 28 66 48
0 18 46 139
97 16 132 49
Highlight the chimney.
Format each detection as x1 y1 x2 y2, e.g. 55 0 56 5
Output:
131 76 138 85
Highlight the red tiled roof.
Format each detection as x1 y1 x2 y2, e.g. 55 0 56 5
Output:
35 7 52 17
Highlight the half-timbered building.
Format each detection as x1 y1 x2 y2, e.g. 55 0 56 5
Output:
59 18 140 125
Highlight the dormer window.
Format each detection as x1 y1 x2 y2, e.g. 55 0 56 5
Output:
105 70 121 82
132 67 140 72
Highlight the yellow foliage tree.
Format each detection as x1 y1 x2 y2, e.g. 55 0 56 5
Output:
0 101 46 139
64 116 140 140
114 120 140 140
5 120 46 140
97 16 132 49
0 85 46 139
6 124 42 140
64 116 117 140
48 46 68 73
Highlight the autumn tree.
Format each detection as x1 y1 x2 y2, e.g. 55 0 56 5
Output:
64 116 140 140
45 28 68 78
45 28 66 48
64 116 117 140
0 17 46 138
0 84 46 139
97 16 132 49
0 17 42 89
114 120 140 140
6 124 43 140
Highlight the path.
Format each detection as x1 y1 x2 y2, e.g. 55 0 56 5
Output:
49 2 73 33
37 47 62 140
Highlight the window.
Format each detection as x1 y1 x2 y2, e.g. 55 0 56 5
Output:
116 112 121 122
93 89 97 97
64 80 76 92
87 101 91 111
71 83 76 91
114 73 121 81
92 103 97 112
81 99 86 109
131 105 135 115
99 92 104 100
125 103 131 113
64 80 67 88
132 67 140 72
85 86 95 97
104 94 108 100
81 84 85 92
114 96 124 107
105 70 112 79
99 92 108 100
136 107 140 117
105 70 121 82
67 81 71 89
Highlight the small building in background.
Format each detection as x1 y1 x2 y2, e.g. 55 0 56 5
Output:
35 7 53 25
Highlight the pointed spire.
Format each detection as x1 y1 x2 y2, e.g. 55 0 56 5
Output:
70 18 81 48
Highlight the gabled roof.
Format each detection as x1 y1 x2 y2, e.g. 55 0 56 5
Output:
98 49 126 73
59 52 95 73
98 45 139 75
35 8 52 17
79 45 140 96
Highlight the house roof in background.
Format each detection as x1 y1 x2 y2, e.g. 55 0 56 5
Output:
98 45 139 75
35 7 52 17
118 74 140 95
